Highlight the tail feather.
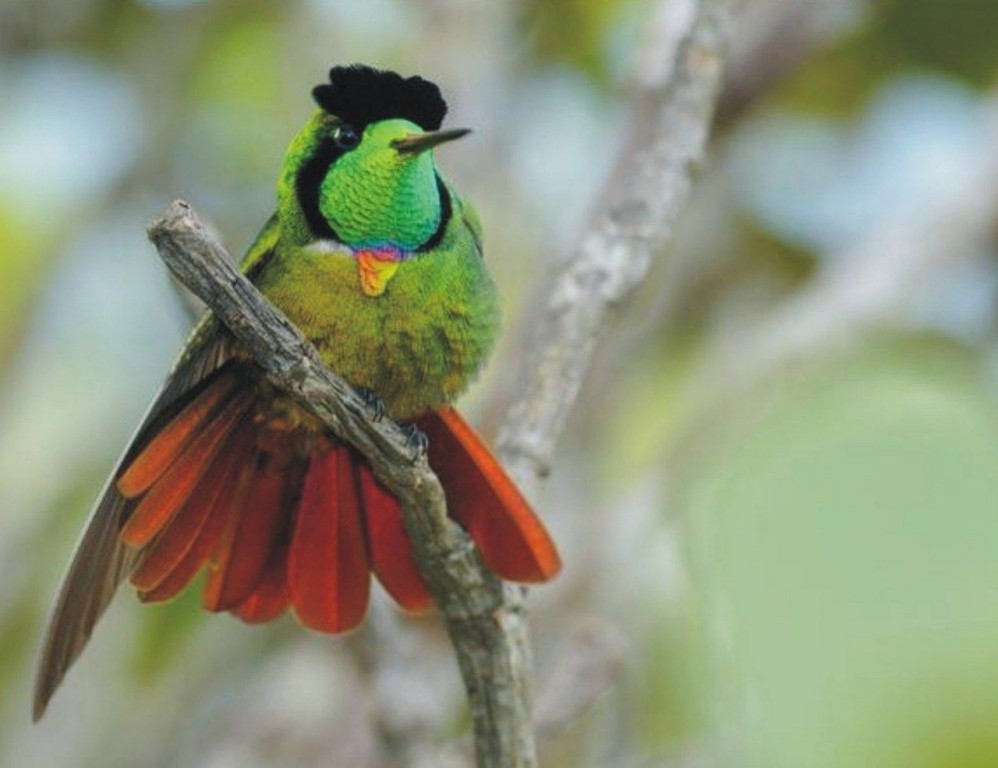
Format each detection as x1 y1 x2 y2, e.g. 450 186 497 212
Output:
356 461 433 612
202 451 289 612
129 423 250 592
232 545 289 624
117 373 237 498
137 420 256 603
118 384 556 630
288 440 371 632
120 392 251 547
416 407 562 583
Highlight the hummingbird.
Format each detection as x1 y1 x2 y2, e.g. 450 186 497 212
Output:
33 65 561 719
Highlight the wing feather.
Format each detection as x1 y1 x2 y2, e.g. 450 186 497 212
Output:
34 213 283 719
32 322 237 720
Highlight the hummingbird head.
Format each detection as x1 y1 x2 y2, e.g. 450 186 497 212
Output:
279 65 469 250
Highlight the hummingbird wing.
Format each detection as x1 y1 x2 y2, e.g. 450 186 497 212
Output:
454 192 484 259
32 213 281 720
35 210 562 717
32 321 236 720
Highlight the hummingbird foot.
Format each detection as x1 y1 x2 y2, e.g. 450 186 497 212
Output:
401 424 429 461
355 387 386 422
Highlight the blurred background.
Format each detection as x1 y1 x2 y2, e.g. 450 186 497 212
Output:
0 0 995 766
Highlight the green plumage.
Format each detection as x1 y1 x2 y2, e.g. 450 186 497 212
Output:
31 65 512 720
224 88 498 421
258 172 498 419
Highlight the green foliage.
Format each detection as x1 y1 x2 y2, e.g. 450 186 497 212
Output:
131 582 208 683
771 19 906 119
0 209 47 369
632 603 706 753
518 0 643 81
689 336 998 767
770 0 998 121
603 332 701 486
884 0 998 87
186 17 288 180
189 16 283 110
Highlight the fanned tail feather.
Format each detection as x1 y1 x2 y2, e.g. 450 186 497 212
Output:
415 407 562 582
120 389 252 547
115 379 558 635
202 449 292 611
232 545 290 624
288 439 371 631
135 421 257 603
117 374 237 498
355 461 433 612
129 420 253 592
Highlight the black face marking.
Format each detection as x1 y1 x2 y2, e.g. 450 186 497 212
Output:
418 174 453 253
296 136 344 242
298 66 453 246
312 65 447 133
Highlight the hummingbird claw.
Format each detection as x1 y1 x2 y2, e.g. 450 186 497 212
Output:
401 424 429 461
355 387 386 422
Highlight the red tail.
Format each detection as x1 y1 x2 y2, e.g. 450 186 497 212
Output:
116 380 561 631
415 408 561 582
287 439 370 631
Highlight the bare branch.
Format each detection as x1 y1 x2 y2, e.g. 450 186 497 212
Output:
716 0 869 127
691 98 998 403
148 202 517 768
498 0 736 489
489 0 737 763
146 0 737 763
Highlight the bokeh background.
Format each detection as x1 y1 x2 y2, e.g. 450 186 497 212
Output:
1 1 996 766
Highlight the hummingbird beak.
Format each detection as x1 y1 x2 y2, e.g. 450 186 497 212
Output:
391 128 471 155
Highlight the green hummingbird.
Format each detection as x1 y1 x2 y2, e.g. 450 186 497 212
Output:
34 64 561 719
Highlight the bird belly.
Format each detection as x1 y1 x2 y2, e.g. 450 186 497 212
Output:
256 245 499 421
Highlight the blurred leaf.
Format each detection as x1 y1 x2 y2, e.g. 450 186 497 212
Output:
769 21 904 119
0 598 40 701
689 336 998 767
765 0 997 121
518 0 642 82
189 15 282 110
603 332 701 487
0 208 48 370
734 216 818 281
131 578 208 683
884 0 998 87
184 15 288 184
632 604 706 753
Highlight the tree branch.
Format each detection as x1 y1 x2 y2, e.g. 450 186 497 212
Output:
488 0 736 761
148 201 516 766
715 0 868 127
497 0 735 492
146 1 735 763
685 97 998 414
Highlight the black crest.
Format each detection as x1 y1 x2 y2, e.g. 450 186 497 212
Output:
312 65 447 132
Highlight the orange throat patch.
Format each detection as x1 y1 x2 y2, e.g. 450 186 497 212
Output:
356 249 403 297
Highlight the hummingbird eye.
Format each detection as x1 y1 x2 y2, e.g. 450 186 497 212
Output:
333 123 360 150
